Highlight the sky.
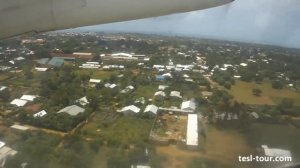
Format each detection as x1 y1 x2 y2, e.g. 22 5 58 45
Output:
72 0 300 48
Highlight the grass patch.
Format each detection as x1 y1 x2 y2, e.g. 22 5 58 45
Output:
81 114 153 145
135 84 158 99
0 74 10 81
224 80 300 106
75 70 116 80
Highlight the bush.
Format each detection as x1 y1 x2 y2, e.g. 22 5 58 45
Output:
272 80 283 89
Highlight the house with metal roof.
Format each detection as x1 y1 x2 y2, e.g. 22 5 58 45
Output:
20 95 37 101
154 91 166 98
186 114 198 150
144 104 158 115
76 96 89 106
170 91 182 99
57 105 85 116
48 57 64 67
181 99 196 111
158 85 168 91
10 99 28 107
33 110 47 117
119 105 140 116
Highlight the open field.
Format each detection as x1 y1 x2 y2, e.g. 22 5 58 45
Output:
225 80 300 106
80 113 153 145
156 125 254 168
0 74 10 81
151 113 187 142
135 84 158 98
75 70 117 80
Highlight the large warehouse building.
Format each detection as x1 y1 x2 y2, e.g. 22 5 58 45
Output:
186 114 199 150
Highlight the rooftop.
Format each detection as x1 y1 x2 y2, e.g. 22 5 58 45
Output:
186 114 198 146
58 105 85 116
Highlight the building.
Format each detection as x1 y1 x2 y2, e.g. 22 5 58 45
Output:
35 67 48 72
48 57 64 67
186 114 198 150
20 95 37 101
154 91 166 98
89 79 101 87
158 85 168 91
76 96 89 106
10 99 28 107
240 63 248 67
181 99 196 111
79 62 100 69
144 104 158 115
119 105 141 116
0 86 7 91
170 91 182 99
102 53 148 61
10 124 29 131
104 83 117 89
58 105 85 116
51 52 94 61
121 85 135 93
33 110 47 117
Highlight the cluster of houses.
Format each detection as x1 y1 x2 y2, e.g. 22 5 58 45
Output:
114 83 199 150
10 95 37 107
7 89 89 118
153 64 195 72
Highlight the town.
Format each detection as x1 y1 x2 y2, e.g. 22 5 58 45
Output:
0 32 300 168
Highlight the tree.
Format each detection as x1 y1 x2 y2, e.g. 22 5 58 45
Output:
0 89 10 101
277 98 294 115
107 154 130 168
272 80 283 89
224 82 231 89
24 69 34 79
88 93 100 110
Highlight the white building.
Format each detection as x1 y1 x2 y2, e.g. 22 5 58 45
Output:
144 104 158 115
121 85 135 93
58 105 85 116
154 91 166 98
0 86 7 91
89 79 101 83
33 110 47 117
181 100 196 111
20 95 37 101
10 124 29 131
158 85 168 91
76 96 90 106
10 99 28 107
35 67 48 72
170 91 182 98
119 105 140 116
186 114 198 150
240 63 248 67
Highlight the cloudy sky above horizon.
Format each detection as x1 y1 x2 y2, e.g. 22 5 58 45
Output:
72 0 300 48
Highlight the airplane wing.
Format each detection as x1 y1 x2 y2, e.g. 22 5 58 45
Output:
0 0 233 39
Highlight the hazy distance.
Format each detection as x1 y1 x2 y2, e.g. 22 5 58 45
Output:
69 0 300 49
